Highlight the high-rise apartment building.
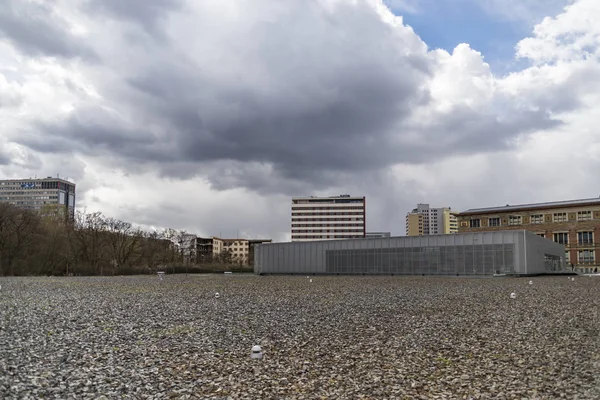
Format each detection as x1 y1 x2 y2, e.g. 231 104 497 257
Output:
291 195 366 241
405 204 458 236
0 177 76 219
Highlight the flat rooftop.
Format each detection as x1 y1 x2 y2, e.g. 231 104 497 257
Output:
459 197 600 215
3 275 596 398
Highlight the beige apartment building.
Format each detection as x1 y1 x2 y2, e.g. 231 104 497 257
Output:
457 197 600 273
0 177 76 219
291 195 366 241
406 204 458 236
194 236 272 265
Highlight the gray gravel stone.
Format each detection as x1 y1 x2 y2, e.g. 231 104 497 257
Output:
0 275 598 399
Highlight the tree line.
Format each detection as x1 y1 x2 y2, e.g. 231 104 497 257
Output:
0 203 245 276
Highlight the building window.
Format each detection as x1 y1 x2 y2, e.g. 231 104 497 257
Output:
578 249 595 263
530 214 544 224
537 233 545 238
488 217 500 227
553 232 568 245
577 211 592 221
577 231 594 245
469 219 480 228
553 213 567 222
565 251 570 262
508 215 522 226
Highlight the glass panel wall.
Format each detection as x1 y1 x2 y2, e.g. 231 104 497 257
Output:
325 244 515 275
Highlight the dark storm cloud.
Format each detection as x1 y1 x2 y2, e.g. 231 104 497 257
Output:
0 0 97 60
84 0 182 38
18 106 157 157
22 0 434 181
395 105 563 164
12 0 571 194
165 69 425 173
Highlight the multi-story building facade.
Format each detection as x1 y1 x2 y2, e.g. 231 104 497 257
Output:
0 177 76 219
221 238 250 263
405 204 458 236
456 197 600 273
291 195 366 242
190 236 272 265
406 213 425 236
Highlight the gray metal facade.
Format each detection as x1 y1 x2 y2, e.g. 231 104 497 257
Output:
254 230 565 276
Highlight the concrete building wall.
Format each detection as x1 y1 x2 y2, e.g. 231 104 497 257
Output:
444 210 459 234
212 238 223 256
406 213 424 236
255 230 565 276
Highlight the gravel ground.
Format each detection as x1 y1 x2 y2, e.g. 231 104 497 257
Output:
0 274 599 399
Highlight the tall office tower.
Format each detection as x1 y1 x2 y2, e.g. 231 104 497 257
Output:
0 177 76 219
406 203 457 236
291 195 366 242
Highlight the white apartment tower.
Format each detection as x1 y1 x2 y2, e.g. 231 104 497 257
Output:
405 203 458 236
291 195 366 242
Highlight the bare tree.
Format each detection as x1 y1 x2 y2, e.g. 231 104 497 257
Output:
138 231 174 272
0 204 42 275
33 206 71 275
218 249 234 265
72 211 108 275
103 217 143 274
0 204 203 276
161 228 187 263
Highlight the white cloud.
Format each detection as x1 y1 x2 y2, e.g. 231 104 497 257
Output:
516 0 600 64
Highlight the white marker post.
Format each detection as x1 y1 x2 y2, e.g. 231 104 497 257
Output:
251 345 263 360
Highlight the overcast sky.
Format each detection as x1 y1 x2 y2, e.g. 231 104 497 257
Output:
1 0 598 241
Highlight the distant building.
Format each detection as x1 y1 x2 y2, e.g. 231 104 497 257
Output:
254 231 565 276
366 232 391 238
457 197 600 274
0 177 76 219
183 236 272 265
405 204 457 236
220 238 251 264
291 195 366 241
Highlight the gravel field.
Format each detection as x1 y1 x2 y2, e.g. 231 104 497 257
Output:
0 274 599 399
